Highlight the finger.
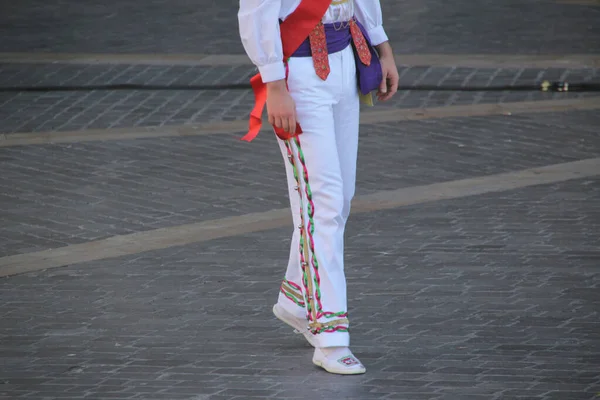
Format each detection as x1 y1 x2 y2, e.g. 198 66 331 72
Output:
268 113 274 127
381 75 399 101
289 115 297 134
377 81 391 101
274 116 283 129
383 89 395 101
292 110 299 134
379 71 388 94
378 88 394 102
389 73 400 93
381 87 396 100
281 116 291 134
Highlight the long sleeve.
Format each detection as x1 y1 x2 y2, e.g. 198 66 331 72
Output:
238 0 286 83
354 0 389 46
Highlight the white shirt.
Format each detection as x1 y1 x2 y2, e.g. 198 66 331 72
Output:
238 0 389 83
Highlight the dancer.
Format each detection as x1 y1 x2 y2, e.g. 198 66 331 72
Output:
238 0 399 374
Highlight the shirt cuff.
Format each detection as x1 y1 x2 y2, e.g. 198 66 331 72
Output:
367 25 389 47
258 61 286 83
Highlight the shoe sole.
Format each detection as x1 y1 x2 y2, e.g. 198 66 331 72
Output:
272 304 318 347
312 358 367 375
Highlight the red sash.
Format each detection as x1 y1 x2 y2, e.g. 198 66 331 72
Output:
241 0 332 142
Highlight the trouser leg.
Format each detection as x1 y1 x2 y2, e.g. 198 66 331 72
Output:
334 45 360 223
275 47 358 347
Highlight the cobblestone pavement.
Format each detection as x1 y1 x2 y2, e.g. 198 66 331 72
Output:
1 0 600 398
2 0 600 54
1 175 599 400
0 109 598 258
1 107 600 399
0 63 598 134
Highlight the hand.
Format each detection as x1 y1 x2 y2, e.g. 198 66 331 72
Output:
375 41 399 102
266 80 298 135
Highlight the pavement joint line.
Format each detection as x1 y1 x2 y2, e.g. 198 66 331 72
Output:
1 157 598 278
1 53 600 68
1 97 600 147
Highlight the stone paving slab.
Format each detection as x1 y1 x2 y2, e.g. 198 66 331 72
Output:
1 0 600 55
0 63 598 134
0 109 599 259
1 177 598 400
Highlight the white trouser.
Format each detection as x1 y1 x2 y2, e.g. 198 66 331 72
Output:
276 44 360 348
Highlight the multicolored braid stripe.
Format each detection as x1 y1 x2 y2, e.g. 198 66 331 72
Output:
292 135 325 317
313 326 349 334
284 140 316 323
283 279 302 292
280 280 305 308
284 137 349 335
323 311 349 319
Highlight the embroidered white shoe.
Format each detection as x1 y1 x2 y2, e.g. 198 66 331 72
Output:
272 304 318 347
312 347 366 375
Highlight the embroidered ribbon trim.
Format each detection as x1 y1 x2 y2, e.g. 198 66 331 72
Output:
283 139 316 322
280 280 305 308
284 135 351 336
309 318 350 329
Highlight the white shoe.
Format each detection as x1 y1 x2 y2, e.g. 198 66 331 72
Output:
272 304 318 347
312 347 366 375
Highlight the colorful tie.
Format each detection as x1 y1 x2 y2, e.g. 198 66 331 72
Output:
349 19 371 66
308 19 371 80
308 22 330 80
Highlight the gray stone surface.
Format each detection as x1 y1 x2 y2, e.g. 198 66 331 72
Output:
0 108 599 258
1 176 599 399
0 63 598 134
1 0 599 398
1 0 600 54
